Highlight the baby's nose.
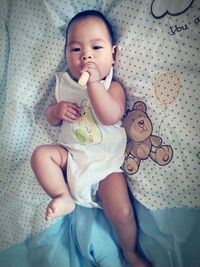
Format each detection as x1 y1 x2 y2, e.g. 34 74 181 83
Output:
81 53 92 61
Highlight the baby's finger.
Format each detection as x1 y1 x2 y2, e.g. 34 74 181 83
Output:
65 102 80 110
68 106 80 116
62 114 78 122
62 109 80 122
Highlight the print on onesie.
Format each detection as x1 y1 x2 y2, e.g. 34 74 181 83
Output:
73 99 103 145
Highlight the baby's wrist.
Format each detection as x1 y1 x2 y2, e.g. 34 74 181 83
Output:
87 80 101 87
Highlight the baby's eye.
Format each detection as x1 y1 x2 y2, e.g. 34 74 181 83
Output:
93 45 103 50
71 47 81 52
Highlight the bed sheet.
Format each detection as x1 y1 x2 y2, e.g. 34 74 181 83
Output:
0 0 200 267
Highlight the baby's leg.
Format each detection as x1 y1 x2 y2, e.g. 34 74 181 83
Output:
98 173 151 267
31 144 75 220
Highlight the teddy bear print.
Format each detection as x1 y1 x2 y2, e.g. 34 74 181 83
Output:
122 101 173 175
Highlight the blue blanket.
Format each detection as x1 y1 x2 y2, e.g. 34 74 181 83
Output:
1 203 200 267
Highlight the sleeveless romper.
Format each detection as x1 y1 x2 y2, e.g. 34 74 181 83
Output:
55 68 126 208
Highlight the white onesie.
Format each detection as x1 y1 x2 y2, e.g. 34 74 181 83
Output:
55 68 126 208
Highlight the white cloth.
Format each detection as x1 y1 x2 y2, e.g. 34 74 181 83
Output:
55 68 126 208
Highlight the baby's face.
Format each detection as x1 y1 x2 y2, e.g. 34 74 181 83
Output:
66 17 115 81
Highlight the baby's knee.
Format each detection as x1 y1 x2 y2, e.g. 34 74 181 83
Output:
117 205 133 224
31 145 48 166
106 203 134 224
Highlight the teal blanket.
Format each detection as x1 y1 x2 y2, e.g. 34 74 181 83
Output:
1 203 200 267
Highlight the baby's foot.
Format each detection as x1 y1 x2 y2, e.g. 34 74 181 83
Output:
45 195 75 221
124 251 152 267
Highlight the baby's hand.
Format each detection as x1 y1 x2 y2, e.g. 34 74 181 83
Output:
81 62 101 84
54 101 80 123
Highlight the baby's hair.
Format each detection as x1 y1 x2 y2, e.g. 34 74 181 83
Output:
66 10 115 45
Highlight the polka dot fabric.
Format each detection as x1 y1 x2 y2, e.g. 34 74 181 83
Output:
0 0 115 251
110 0 200 210
0 0 199 251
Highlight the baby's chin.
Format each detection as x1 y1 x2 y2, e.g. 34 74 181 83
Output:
67 69 79 82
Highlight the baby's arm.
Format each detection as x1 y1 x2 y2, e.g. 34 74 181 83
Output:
82 63 125 125
87 81 125 125
45 97 80 126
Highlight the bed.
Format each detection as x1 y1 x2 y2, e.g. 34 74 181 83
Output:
0 1 200 266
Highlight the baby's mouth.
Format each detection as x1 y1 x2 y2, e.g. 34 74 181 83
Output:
81 61 95 68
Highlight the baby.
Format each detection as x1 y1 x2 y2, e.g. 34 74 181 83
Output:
31 10 151 267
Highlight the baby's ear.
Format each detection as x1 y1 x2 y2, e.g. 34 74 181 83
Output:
112 45 117 64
